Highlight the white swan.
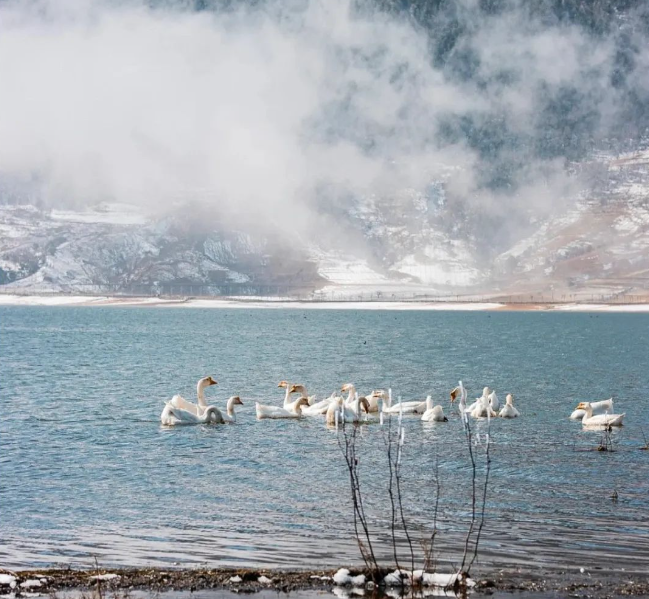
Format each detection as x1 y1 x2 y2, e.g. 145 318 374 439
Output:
341 383 358 406
450 381 467 413
366 389 387 413
168 375 218 417
161 393 243 426
576 402 625 428
288 383 319 410
570 398 614 420
465 387 491 414
470 390 497 419
256 397 310 419
302 391 339 416
488 389 500 412
421 396 448 422
498 393 519 418
326 396 370 425
161 403 223 425
382 395 428 414
216 396 244 423
278 380 292 408
340 383 386 414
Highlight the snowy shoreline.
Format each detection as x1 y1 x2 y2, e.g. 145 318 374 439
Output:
1 293 648 312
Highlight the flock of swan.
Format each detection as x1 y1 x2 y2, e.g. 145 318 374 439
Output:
160 376 626 428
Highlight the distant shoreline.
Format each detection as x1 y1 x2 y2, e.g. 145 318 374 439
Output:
1 293 649 312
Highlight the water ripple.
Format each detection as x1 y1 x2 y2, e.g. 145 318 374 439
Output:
1 306 648 572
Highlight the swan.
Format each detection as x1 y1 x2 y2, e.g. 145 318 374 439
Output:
488 389 500 412
576 402 625 428
278 380 293 408
341 383 358 406
302 391 339 416
470 390 497 419
341 383 386 413
161 404 221 425
421 396 448 422
326 396 370 425
216 396 244 423
570 398 614 420
161 394 243 426
465 387 491 414
450 381 467 413
366 389 387 413
168 375 218 417
498 393 519 418
382 393 428 414
256 397 310 419
288 384 319 410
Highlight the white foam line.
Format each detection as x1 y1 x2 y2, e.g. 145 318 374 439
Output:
1 294 648 311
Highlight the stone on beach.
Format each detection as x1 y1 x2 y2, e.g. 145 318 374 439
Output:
333 568 366 586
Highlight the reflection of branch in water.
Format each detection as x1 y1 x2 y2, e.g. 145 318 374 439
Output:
422 444 441 572
337 420 380 575
382 414 401 572
394 413 415 575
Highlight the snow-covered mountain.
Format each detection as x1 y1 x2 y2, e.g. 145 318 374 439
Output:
1 149 648 299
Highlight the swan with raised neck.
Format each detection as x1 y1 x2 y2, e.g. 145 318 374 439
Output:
169 376 217 417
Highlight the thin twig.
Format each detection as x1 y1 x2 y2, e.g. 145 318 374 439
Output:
423 443 441 572
395 421 415 576
469 422 492 571
382 415 401 572
459 416 477 573
337 420 380 574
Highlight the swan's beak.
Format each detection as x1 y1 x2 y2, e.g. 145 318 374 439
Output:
234 396 243 405
208 377 218 386
450 388 458 403
278 381 287 388
289 385 299 393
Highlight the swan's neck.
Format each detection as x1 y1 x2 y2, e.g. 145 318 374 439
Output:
197 381 210 408
226 398 237 417
425 395 433 410
202 406 216 421
345 386 356 403
284 385 291 404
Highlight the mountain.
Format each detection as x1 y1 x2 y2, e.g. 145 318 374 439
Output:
1 147 648 300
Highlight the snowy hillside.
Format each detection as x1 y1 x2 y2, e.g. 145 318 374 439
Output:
1 149 648 300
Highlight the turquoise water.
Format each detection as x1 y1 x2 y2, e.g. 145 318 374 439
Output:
1 306 649 573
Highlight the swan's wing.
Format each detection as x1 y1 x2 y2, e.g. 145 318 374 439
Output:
591 398 614 413
170 394 199 415
168 405 203 424
256 403 295 419
161 404 178 425
161 404 201 425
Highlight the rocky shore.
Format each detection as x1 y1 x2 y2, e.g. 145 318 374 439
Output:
2 567 648 599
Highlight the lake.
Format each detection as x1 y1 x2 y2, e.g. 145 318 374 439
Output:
1 306 648 574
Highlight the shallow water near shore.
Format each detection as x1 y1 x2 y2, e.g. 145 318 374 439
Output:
1 306 649 573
